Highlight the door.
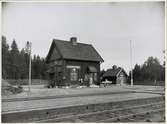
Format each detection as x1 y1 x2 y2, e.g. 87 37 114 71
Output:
89 73 94 85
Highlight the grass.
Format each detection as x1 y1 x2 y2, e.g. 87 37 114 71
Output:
133 81 165 86
2 80 23 95
4 79 49 85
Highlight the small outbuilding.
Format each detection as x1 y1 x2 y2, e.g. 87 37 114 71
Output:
102 66 128 85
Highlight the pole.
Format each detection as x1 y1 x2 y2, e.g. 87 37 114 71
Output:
28 42 31 92
130 40 133 86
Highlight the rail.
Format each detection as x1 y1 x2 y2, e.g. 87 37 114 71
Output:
35 101 164 122
99 108 164 122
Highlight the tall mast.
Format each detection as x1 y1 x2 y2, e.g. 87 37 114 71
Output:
130 40 133 86
28 42 32 92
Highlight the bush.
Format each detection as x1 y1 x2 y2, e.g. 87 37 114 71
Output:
3 85 23 95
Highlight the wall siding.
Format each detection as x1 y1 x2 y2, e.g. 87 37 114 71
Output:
47 59 101 86
64 60 101 85
117 71 127 85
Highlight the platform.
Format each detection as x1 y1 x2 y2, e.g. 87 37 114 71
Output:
2 85 164 113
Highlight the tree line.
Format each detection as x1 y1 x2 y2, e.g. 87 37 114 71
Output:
130 56 165 84
2 36 48 80
2 35 165 84
100 56 165 85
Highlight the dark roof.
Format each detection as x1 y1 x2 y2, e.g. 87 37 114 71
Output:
46 39 104 62
103 67 127 77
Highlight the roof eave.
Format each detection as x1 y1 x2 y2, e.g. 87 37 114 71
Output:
64 58 103 62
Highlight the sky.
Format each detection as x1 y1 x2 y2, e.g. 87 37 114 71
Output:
2 2 165 73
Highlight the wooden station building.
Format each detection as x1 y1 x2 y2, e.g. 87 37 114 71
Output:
46 37 104 87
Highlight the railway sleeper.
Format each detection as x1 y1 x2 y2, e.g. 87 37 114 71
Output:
100 108 164 122
36 102 164 123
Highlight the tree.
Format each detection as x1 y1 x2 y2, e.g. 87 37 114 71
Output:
32 55 36 79
32 55 43 79
40 58 49 80
100 69 105 81
2 36 10 79
2 36 49 81
19 49 29 79
132 56 165 84
9 39 20 79
133 64 142 82
143 57 161 81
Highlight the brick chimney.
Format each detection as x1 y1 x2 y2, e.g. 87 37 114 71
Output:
70 37 77 45
112 65 117 70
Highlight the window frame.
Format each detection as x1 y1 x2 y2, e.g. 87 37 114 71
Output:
70 68 78 81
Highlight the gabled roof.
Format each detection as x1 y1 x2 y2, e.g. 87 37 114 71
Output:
103 67 127 77
46 39 104 62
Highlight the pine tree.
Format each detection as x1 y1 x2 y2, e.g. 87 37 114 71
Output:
32 55 37 79
10 39 20 79
2 36 49 81
40 58 49 80
132 56 165 84
2 36 10 79
36 55 42 79
19 49 29 79
133 64 141 82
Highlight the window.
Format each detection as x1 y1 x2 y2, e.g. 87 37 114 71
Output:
94 73 97 81
58 72 62 76
70 68 78 81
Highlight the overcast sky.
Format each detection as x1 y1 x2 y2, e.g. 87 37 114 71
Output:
2 2 165 72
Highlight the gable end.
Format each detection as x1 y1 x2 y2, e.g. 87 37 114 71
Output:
45 41 62 63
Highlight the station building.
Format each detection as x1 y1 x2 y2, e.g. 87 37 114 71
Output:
46 37 104 87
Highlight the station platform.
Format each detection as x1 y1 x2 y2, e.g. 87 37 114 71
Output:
2 85 164 113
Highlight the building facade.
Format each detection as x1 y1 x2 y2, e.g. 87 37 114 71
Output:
46 37 104 87
102 66 128 85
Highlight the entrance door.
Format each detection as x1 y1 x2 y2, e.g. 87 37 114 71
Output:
89 73 94 85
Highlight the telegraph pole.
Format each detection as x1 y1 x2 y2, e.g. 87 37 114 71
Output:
130 40 133 86
28 42 32 93
25 41 32 93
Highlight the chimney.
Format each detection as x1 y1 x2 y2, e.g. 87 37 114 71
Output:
112 65 117 70
70 37 77 45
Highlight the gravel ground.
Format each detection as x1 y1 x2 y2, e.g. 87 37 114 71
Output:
2 85 165 123
2 92 162 113
2 85 164 100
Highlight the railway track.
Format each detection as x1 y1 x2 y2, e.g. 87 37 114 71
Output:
35 101 165 122
2 95 165 123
